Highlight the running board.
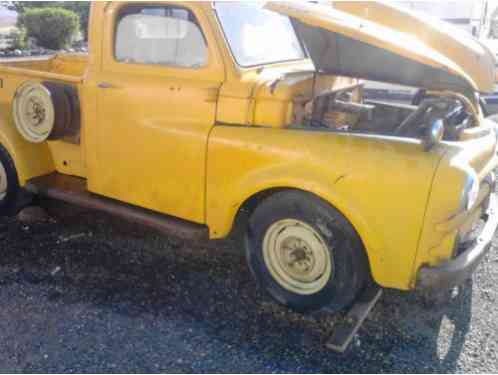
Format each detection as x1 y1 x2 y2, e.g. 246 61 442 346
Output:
25 173 209 241
326 285 383 353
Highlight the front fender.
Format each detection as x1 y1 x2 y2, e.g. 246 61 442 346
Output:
206 126 443 290
208 160 381 256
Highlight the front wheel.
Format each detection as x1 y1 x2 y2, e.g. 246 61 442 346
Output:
246 190 370 313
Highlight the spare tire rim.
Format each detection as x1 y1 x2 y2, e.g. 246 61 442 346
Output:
263 219 333 295
13 82 55 143
0 161 7 201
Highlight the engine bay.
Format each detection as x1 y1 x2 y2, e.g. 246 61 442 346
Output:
293 84 477 142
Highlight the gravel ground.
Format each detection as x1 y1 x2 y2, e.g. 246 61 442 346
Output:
0 199 497 373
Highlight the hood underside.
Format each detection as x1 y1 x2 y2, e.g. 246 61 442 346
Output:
266 2 496 95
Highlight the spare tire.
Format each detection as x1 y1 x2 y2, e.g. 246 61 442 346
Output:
12 81 75 143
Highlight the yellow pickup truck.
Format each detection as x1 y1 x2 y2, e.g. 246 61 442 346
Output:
0 1 497 347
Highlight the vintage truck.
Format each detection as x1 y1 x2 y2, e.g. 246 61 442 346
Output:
0 1 497 351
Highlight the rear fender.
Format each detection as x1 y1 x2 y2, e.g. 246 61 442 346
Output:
0 110 54 185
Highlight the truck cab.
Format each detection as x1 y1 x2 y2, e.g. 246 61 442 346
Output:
0 1 496 329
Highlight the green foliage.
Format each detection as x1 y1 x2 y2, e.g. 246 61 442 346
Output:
23 7 79 50
7 28 25 50
1 1 90 40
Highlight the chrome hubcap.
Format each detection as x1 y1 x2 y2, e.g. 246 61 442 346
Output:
263 219 333 295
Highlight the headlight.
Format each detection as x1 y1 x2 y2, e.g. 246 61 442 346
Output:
462 170 480 211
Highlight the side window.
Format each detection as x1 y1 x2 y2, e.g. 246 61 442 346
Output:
115 5 207 68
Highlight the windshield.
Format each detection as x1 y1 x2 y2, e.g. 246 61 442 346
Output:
214 2 306 67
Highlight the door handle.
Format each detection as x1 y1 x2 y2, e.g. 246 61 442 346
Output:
98 82 119 89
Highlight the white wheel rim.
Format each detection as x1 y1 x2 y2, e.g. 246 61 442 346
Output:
0 162 7 201
263 219 333 295
13 82 55 143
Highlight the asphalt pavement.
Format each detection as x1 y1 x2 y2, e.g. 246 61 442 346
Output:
0 199 497 373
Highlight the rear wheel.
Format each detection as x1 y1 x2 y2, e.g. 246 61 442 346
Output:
246 190 370 313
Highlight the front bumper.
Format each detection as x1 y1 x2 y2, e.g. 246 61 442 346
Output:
417 193 498 290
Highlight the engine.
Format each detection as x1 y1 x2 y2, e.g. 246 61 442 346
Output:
294 85 477 142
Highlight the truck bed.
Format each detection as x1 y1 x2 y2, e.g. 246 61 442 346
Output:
0 53 87 83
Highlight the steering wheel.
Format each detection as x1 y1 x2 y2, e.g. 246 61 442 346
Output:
393 99 436 137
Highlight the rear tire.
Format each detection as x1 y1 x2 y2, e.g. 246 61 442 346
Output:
246 190 370 313
0 144 21 216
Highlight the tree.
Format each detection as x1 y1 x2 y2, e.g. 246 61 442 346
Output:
23 8 79 50
1 1 90 40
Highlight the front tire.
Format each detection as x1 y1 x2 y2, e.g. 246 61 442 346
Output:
246 190 370 313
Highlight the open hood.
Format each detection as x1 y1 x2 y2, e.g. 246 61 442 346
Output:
266 2 496 95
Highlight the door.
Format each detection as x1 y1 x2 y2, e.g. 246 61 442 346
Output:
95 2 224 223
